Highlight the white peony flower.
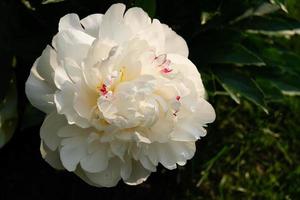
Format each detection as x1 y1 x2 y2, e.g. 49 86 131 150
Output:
25 3 215 187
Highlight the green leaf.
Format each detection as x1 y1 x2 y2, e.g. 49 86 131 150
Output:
239 16 300 36
213 67 268 113
285 0 300 20
210 44 265 66
42 0 65 5
271 75 300 96
260 48 300 75
134 0 156 18
270 0 288 12
21 0 36 11
0 76 18 148
256 79 284 101
250 67 300 96
231 2 280 24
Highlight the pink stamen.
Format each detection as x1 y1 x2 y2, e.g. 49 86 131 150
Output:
176 96 181 101
160 68 173 74
99 84 108 96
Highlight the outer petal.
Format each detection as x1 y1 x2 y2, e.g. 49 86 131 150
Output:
81 14 103 37
124 7 151 33
124 160 151 185
35 45 58 85
189 98 216 124
40 112 67 151
52 29 95 64
154 141 195 169
25 60 56 114
40 142 64 170
59 126 87 171
163 25 189 57
84 158 121 187
99 3 132 44
137 19 165 54
169 141 196 166
59 13 84 32
80 144 109 173
168 53 205 97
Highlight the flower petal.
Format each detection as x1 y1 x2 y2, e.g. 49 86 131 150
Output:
81 14 103 37
60 133 87 171
40 142 64 170
99 3 132 44
40 112 67 150
167 53 205 97
59 13 84 32
124 7 151 33
124 160 151 185
80 144 109 173
25 60 56 113
54 82 90 128
84 158 121 187
35 45 58 85
163 25 189 57
52 29 95 64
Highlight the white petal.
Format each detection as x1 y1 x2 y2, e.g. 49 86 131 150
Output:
85 158 121 187
110 140 128 160
147 115 173 142
53 63 71 90
146 144 158 166
99 3 132 44
171 123 205 141
124 7 151 33
163 25 189 57
124 160 151 185
59 13 84 32
81 65 102 90
169 141 195 165
75 166 102 187
137 19 165 54
60 135 87 171
167 53 205 97
120 156 132 180
193 98 216 123
54 82 90 128
84 39 113 68
133 131 151 144
25 60 55 114
40 112 66 150
57 125 84 137
40 142 64 170
154 143 177 170
73 82 98 119
63 58 81 83
81 14 103 37
80 144 109 173
52 29 95 64
35 45 58 85
139 153 157 172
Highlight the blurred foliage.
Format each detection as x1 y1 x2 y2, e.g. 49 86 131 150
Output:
0 0 300 199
